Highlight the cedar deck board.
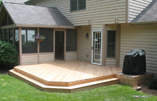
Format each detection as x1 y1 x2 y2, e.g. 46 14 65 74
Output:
13 60 122 86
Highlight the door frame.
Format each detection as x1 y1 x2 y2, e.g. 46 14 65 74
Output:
54 29 66 61
91 29 102 65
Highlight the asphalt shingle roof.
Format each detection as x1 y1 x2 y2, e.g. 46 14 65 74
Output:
131 0 157 23
3 2 73 27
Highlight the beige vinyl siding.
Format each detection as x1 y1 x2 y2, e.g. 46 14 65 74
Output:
65 51 77 61
34 0 126 26
22 53 55 65
78 25 91 62
39 53 54 63
22 54 38 65
129 0 152 22
120 24 157 74
106 59 116 67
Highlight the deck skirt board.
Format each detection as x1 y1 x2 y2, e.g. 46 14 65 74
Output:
10 60 122 92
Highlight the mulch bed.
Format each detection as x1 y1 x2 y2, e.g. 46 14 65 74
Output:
0 69 9 74
139 85 157 96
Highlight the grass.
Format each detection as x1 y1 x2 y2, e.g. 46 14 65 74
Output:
0 74 157 101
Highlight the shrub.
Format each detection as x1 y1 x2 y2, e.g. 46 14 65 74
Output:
0 41 18 70
148 77 157 90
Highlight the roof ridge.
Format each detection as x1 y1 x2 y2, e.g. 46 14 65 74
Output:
3 1 57 9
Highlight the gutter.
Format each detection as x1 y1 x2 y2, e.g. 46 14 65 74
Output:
130 21 157 25
15 24 75 29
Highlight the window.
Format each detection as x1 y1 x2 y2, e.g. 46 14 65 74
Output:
70 0 86 11
107 31 116 58
66 29 77 51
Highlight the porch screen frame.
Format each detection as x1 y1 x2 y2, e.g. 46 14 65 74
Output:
91 29 102 65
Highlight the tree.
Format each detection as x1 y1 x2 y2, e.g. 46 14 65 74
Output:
0 0 3 6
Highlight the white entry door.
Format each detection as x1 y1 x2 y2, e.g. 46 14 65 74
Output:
92 30 102 65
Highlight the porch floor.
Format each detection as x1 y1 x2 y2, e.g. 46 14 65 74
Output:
11 60 122 87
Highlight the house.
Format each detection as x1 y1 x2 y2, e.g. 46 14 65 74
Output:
0 0 156 92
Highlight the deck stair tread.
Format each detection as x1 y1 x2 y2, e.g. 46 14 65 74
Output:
9 69 119 92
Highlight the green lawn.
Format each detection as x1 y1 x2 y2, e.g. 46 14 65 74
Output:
0 74 157 101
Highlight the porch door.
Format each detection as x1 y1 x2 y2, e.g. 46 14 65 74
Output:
55 31 64 60
92 30 102 65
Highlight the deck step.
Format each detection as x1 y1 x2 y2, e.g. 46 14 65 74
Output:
9 69 119 93
14 67 116 87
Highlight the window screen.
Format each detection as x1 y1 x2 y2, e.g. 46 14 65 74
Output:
39 28 53 52
22 28 37 53
66 29 77 51
71 0 77 11
78 0 86 10
107 31 116 58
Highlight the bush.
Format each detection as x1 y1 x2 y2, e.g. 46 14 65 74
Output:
0 41 18 70
148 77 157 90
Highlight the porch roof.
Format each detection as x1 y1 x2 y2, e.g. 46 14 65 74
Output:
2 2 74 28
131 0 157 24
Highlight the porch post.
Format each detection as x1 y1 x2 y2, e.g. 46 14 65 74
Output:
102 24 107 66
116 24 121 67
64 30 66 61
13 28 15 45
19 27 22 65
90 25 93 63
53 29 55 61
37 28 39 63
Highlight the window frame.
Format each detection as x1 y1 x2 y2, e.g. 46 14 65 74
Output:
70 0 86 12
107 30 116 58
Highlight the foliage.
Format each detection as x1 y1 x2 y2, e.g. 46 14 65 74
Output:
0 74 157 101
0 41 18 69
0 0 3 5
35 35 46 39
148 77 157 90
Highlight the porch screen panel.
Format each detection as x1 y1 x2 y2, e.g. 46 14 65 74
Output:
66 29 77 51
39 28 53 52
15 29 19 53
9 29 13 44
4 29 8 42
0 29 3 41
2 13 7 26
22 29 37 53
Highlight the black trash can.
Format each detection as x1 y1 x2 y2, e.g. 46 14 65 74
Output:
123 49 146 75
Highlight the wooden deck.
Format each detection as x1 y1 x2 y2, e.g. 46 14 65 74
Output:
11 60 122 87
